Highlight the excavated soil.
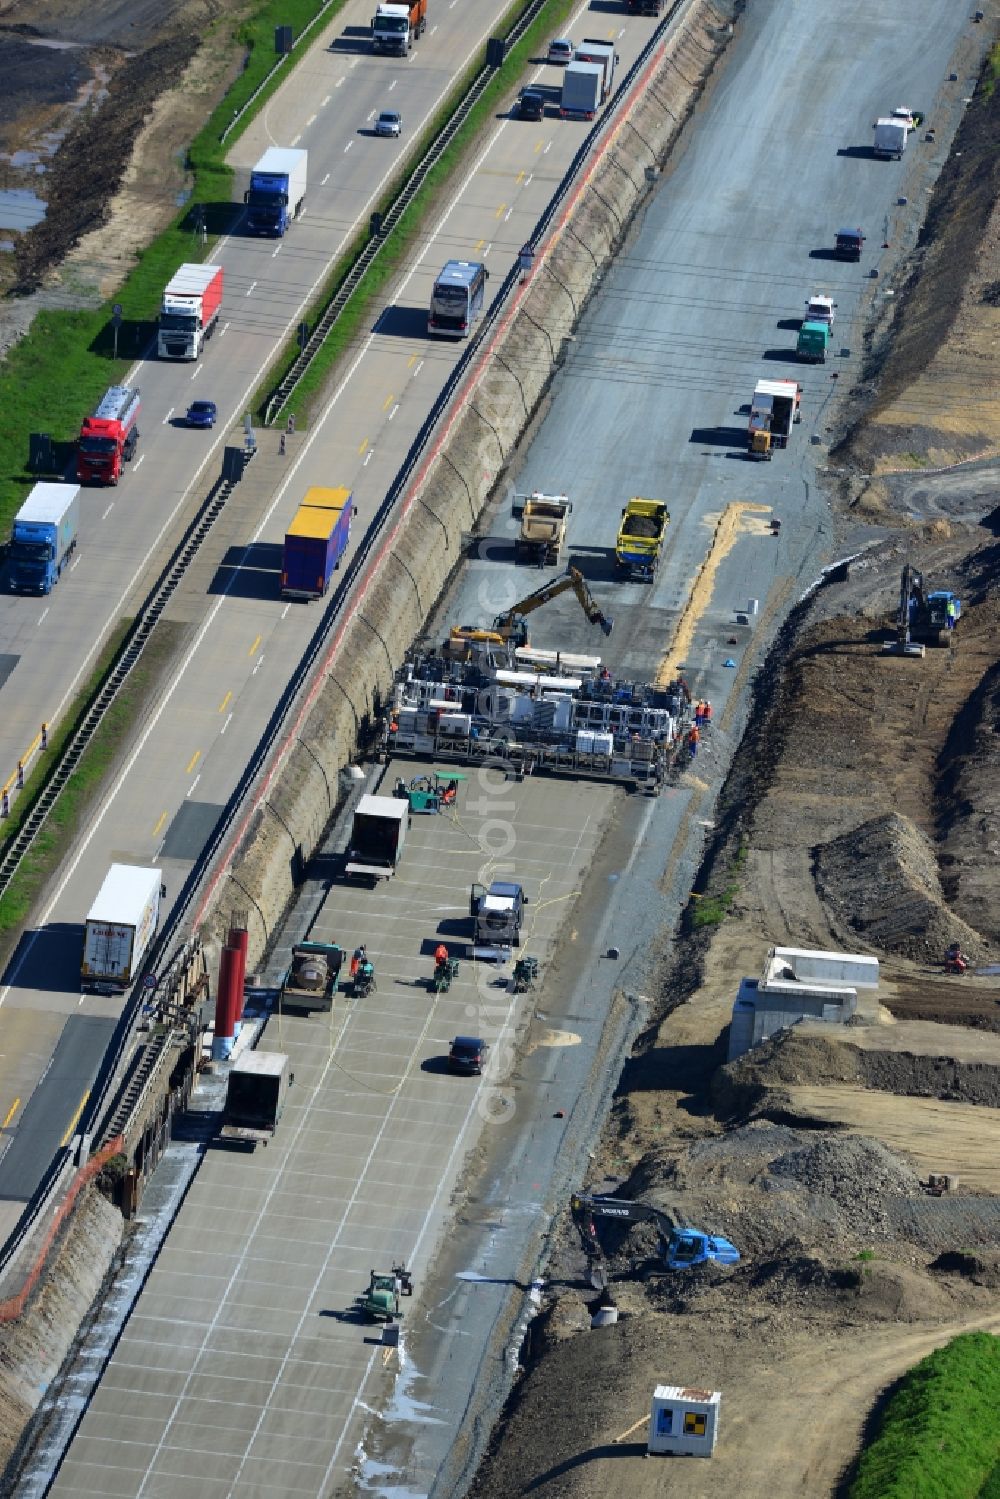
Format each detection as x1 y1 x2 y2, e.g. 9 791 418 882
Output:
468 99 1000 1494
0 0 246 306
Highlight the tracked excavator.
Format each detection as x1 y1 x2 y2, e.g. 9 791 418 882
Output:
447 567 614 655
883 564 961 657
570 1193 740 1288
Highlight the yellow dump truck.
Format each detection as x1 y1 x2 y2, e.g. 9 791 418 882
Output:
515 493 572 567
615 498 669 582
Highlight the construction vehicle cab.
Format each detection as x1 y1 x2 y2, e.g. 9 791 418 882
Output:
747 379 802 459
447 567 613 654
666 1228 740 1270
883 566 961 656
362 1265 412 1321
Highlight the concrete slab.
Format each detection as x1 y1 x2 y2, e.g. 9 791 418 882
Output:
46 765 612 1495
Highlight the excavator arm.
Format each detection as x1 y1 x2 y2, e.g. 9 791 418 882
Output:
493 568 614 641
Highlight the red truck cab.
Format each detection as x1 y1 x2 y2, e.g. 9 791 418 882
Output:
77 385 141 485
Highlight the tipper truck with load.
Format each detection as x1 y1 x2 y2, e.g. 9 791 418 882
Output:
281 487 353 600
573 39 617 101
244 147 308 236
221 1052 292 1147
345 795 408 883
157 263 224 360
560 61 603 119
76 385 140 485
515 493 572 566
280 942 343 1014
372 0 426 54
615 498 669 582
9 483 79 594
81 863 162 995
747 378 802 459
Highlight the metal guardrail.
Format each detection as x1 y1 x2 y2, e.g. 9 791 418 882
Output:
0 0 687 1285
0 454 256 907
218 0 345 146
263 0 555 425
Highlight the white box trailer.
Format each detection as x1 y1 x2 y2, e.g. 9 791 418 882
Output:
81 863 162 994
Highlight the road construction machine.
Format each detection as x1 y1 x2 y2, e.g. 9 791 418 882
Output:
361 1264 413 1321
570 1193 740 1288
447 567 613 655
883 565 961 656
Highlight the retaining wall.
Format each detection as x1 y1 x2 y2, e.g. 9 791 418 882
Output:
200 0 739 964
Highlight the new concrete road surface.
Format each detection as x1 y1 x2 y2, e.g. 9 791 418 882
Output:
0 1 668 1213
47 763 616 1499
26 3 985 1495
0 0 585 790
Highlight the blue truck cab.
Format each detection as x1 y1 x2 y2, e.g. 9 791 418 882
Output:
244 147 308 237
9 483 80 595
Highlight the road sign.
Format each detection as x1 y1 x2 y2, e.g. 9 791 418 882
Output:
142 973 158 990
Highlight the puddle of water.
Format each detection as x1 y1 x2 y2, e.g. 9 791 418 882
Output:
0 189 47 233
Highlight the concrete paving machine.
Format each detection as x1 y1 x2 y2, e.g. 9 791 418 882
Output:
447 567 613 655
571 1193 740 1288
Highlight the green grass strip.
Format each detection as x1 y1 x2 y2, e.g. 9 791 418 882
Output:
0 0 348 528
263 0 577 424
0 623 183 966
848 1332 1000 1499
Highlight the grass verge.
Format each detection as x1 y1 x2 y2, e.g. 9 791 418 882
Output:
0 0 349 527
848 1332 1000 1499
0 623 185 970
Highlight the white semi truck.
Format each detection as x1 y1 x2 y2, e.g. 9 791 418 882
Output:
81 864 163 994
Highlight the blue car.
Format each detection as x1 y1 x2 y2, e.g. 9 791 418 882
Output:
185 400 217 428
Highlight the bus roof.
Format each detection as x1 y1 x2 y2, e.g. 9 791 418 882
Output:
436 260 486 287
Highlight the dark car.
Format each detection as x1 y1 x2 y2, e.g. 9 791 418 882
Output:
185 400 217 428
448 1036 489 1075
517 88 546 121
834 227 865 262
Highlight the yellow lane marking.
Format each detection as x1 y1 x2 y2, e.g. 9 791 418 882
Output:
248 634 262 657
407 354 417 368
383 393 394 411
185 750 201 775
474 238 485 252
534 140 543 153
61 1091 90 1147
655 502 772 687
516 169 525 184
358 437 369 456
152 811 167 838
218 690 232 713
2 1099 20 1129
495 202 506 218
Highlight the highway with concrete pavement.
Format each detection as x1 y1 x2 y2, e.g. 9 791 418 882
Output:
18 1 984 1493
0 0 667 1221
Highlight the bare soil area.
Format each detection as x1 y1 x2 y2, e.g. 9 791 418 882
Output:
468 42 1000 1497
0 0 247 317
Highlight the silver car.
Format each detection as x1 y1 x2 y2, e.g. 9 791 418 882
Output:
547 37 574 64
375 110 402 137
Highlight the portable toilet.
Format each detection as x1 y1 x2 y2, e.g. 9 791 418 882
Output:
647 1385 721 1457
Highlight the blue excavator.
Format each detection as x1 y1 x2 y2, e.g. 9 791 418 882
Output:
570 1193 740 1289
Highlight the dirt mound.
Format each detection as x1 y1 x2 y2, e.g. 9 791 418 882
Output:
13 33 197 292
937 657 1000 944
814 810 985 960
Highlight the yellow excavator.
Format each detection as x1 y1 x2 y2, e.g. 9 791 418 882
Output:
446 567 614 656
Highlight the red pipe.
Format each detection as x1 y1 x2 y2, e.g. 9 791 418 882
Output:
228 925 249 1033
215 945 239 1042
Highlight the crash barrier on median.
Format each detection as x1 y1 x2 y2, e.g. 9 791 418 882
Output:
0 1136 124 1322
191 0 738 968
264 0 569 422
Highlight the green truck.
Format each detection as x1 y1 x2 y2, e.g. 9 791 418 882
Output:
615 497 669 582
796 319 831 363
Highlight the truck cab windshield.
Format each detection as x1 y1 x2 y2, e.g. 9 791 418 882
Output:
380 15 407 29
79 435 117 455
160 312 198 332
248 188 286 207
12 542 50 561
